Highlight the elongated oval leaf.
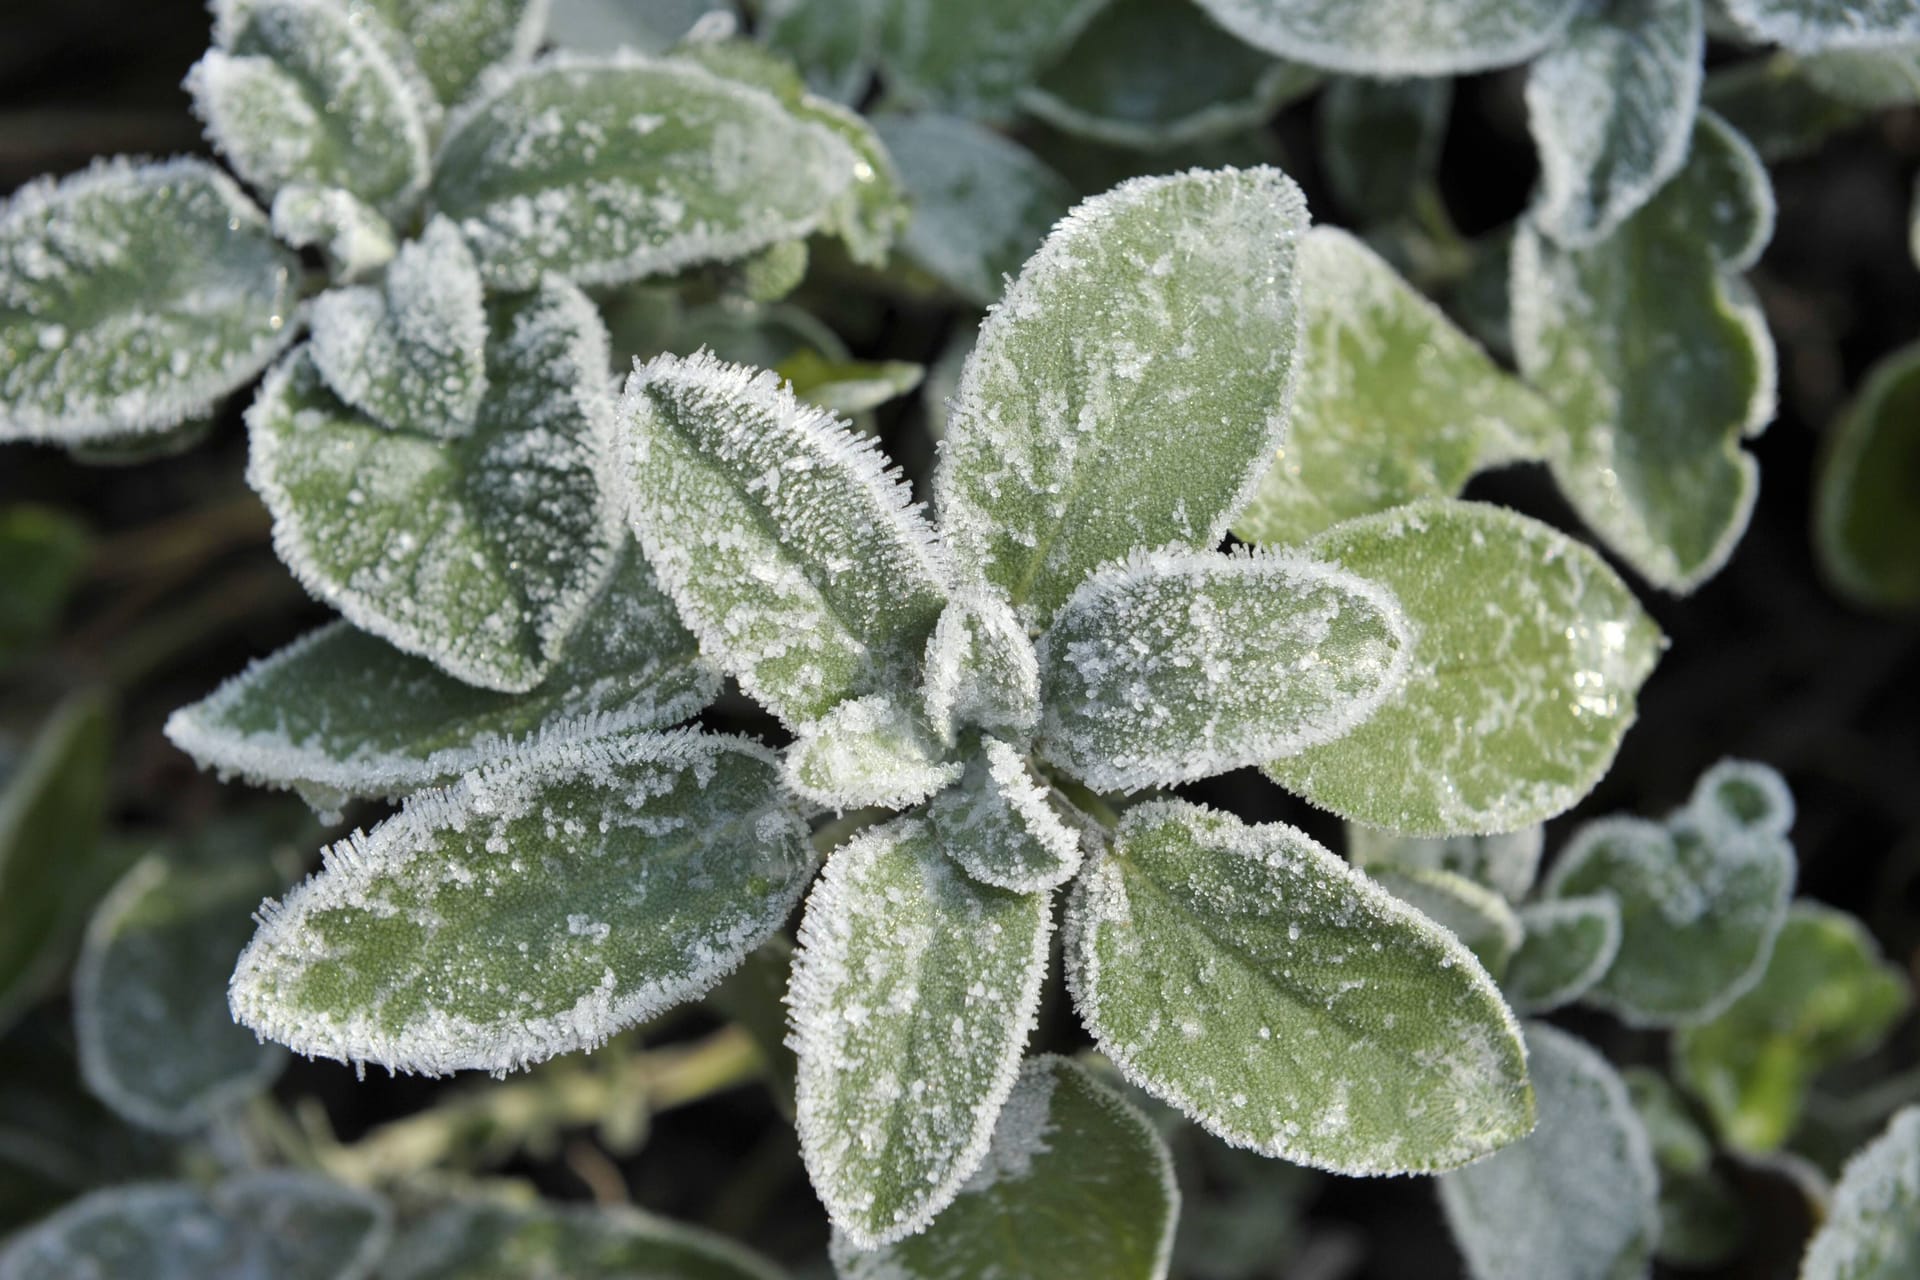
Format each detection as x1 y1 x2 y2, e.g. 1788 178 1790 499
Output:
230 729 814 1075
1266 500 1662 835
1036 548 1411 792
365 0 548 106
790 817 1053 1247
1370 865 1524 978
269 185 396 282
1190 0 1582 75
248 279 622 693
921 588 1041 745
1438 1023 1658 1280
1815 340 1920 610
935 166 1309 625
832 1055 1178 1280
926 737 1084 892
431 54 866 290
1069 800 1533 1174
1505 894 1624 1013
1802 1107 1920 1280
875 0 1104 118
1720 0 1920 51
1347 824 1546 903
785 695 962 811
622 351 949 727
382 1199 784 1280
0 158 298 444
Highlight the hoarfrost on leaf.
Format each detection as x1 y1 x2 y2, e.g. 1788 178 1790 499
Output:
361 0 551 107
1800 1107 1920 1280
1347 824 1546 903
1504 895 1624 1013
269 185 396 282
1718 0 1920 51
1368 865 1525 979
926 737 1085 892
921 587 1041 745
785 695 963 811
1189 0 1583 75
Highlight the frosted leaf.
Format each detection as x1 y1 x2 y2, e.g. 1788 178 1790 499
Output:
874 0 1106 119
310 217 489 439
1719 0 1920 51
188 0 432 221
1438 1023 1658 1280
1801 1107 1920 1280
789 817 1052 1247
1068 800 1533 1174
871 114 1075 307
926 737 1084 892
1527 0 1704 248
921 588 1041 745
1318 76 1452 224
1020 0 1322 151
1347 825 1546 903
248 279 623 693
785 695 963 811
1622 1066 1747 1268
230 729 814 1076
1814 340 1920 609
381 1198 785 1280
777 351 926 416
1189 0 1582 75
1674 902 1911 1154
1368 865 1524 979
936 166 1308 625
762 0 880 104
1504 895 1623 1013
831 1055 1178 1280
164 546 718 802
1692 757 1794 838
270 185 396 282
1513 109 1777 592
1035 548 1412 793
1233 231 1557 547
1265 500 1662 835
621 351 949 727
1700 54 1867 163
362 0 550 106
0 1173 390 1280
0 158 298 444
1800 44 1920 108
429 53 867 290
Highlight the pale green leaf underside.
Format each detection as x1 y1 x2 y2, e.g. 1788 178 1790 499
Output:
1318 76 1451 224
1505 894 1623 1014
1191 0 1583 74
1801 1107 1920 1280
935 165 1308 625
622 350 949 727
1037 548 1411 792
0 158 297 444
1438 1023 1658 1280
248 279 621 693
875 0 1104 118
1347 824 1545 903
1069 800 1533 1174
0 1174 390 1280
785 694 962 811
926 737 1084 892
165 546 717 802
1233 230 1556 547
430 54 864 290
230 729 814 1075
790 817 1053 1247
1720 0 1920 52
1369 865 1524 979
381 1199 784 1280
1815 340 1920 609
269 185 396 282
366 0 547 106
832 1055 1178 1280
1266 500 1662 836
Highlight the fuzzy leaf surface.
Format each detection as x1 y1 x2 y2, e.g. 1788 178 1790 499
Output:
926 737 1084 892
1190 0 1582 74
1347 825 1546 903
784 695 962 811
1801 1107 1920 1280
921 588 1041 744
269 185 395 282
1719 0 1920 51
1505 895 1624 1014
1369 865 1523 978
365 0 548 105
381 1199 783 1280
1815 340 1920 609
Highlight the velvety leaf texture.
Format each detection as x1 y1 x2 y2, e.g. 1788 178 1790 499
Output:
1815 340 1920 609
1190 0 1583 75
926 737 1085 892
1720 0 1920 51
921 588 1042 745
381 1199 785 1280
1801 1107 1920 1280
1368 865 1524 978
1505 895 1624 1014
784 694 963 811
269 184 395 282
365 0 549 106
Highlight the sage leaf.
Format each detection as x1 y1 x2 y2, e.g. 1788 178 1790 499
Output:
832 1055 1178 1280
1266 500 1662 836
762 0 880 104
1369 865 1524 978
1190 0 1583 75
935 166 1308 625
1318 76 1452 224
790 817 1053 1247
621 351 949 727
1505 895 1624 1013
1233 231 1556 547
1438 1023 1659 1280
364 0 548 106
775 351 925 416
874 0 1104 119
382 1198 785 1280
1800 44 1920 108
1036 548 1412 792
785 695 963 811
248 279 622 693
921 588 1042 745
1626 1068 1746 1268
1815 340 1920 609
926 737 1084 892
269 185 396 282
1347 824 1546 903
1719 0 1920 51
1674 902 1911 1154
1526 0 1705 247
1068 800 1533 1174
1802 1107 1920 1280
229 729 814 1075
1702 54 1866 162
0 158 298 445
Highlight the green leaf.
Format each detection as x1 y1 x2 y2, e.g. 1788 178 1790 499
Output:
926 737 1085 892
621 351 949 727
1347 824 1545 903
1068 800 1533 1174
832 1055 1178 1280
1368 865 1524 978
381 1198 785 1280
785 695 963 810
1318 76 1452 224
1702 54 1867 162
921 587 1042 745
1800 44 1920 107
364 0 547 106
1438 1023 1659 1280
0 158 299 444
1719 0 1920 51
269 185 396 282
1036 548 1411 792
1189 0 1582 74
1022 0 1320 150
0 506 89 666
230 729 814 1075
1625 1066 1713 1176
0 1173 390 1280
1513 109 1777 592
761 0 879 104
62 414 219 467
248 279 623 694
430 53 872 290
875 0 1105 119
1504 894 1623 1013
775 350 925 415
1625 1067 1746 1268
1265 500 1662 835
871 113 1076 307
166 546 717 804
188 0 432 221
1816 340 1920 609
1232 231 1555 547
790 816 1053 1247
1802 1107 1920 1280
934 166 1309 625
1674 902 1911 1154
